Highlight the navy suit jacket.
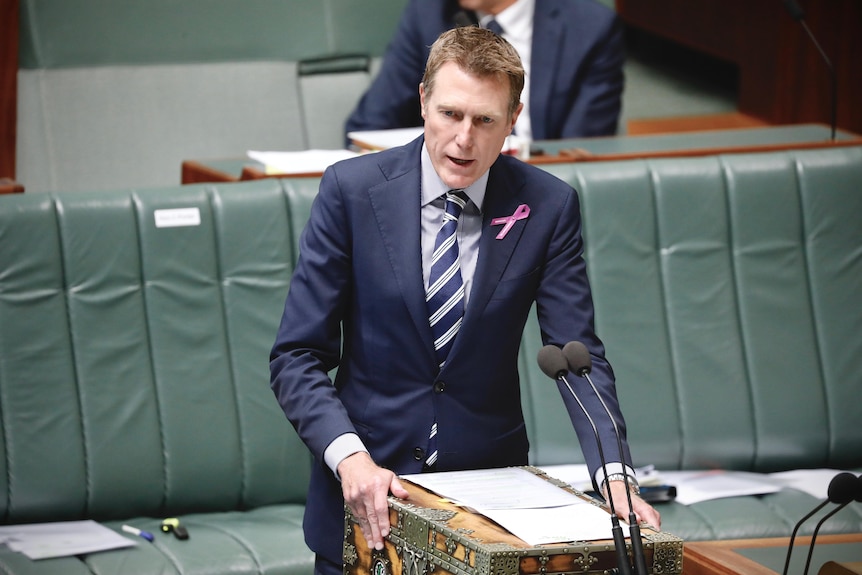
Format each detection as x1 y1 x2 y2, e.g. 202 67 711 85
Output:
270 137 632 562
344 0 625 140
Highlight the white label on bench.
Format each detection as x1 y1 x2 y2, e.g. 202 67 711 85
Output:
154 208 201 228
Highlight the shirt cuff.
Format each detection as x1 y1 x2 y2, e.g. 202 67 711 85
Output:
323 433 368 480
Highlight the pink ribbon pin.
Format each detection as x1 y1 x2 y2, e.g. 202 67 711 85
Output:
491 204 530 239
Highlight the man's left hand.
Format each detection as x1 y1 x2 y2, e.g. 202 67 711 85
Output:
605 480 662 530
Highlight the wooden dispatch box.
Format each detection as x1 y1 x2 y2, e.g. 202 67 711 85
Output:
343 466 683 575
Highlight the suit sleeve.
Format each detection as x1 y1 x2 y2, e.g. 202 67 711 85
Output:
269 166 357 461
534 183 633 485
343 0 430 139
559 10 625 137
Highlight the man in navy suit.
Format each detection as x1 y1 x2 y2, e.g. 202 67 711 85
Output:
345 0 625 142
271 26 658 575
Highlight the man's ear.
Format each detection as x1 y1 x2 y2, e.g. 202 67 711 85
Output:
510 101 524 132
419 82 427 120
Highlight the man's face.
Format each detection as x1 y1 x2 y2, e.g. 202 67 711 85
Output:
420 62 521 190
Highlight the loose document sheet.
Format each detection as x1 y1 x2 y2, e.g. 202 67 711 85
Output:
247 149 358 174
0 520 134 560
401 467 625 546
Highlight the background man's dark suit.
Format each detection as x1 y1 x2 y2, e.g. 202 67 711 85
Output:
344 0 625 140
270 135 633 564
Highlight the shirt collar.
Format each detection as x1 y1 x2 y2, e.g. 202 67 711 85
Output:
421 143 488 212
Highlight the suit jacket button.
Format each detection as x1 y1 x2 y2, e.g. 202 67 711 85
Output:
434 381 445 393
413 447 425 461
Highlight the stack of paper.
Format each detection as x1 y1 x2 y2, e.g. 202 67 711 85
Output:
402 467 625 545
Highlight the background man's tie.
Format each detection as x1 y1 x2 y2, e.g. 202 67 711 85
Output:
424 190 468 469
483 18 504 35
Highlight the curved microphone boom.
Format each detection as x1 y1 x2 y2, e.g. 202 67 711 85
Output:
782 0 837 141
537 345 632 575
800 474 862 575
781 471 858 575
562 341 648 575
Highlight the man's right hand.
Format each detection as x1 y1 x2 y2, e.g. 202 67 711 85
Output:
338 452 410 551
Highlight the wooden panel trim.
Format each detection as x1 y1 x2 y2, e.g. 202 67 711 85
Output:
1 0 19 179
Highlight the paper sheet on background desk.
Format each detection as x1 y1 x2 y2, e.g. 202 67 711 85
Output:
538 464 784 505
657 470 782 504
0 520 134 560
767 468 856 499
247 149 358 174
400 467 625 545
538 465 857 505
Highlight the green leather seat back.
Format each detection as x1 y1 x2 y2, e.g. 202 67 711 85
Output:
3 147 861 537
0 179 310 523
527 146 862 472
16 0 409 194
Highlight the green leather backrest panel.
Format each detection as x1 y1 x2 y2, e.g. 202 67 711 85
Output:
19 0 408 69
0 193 88 521
798 150 862 470
0 179 309 523
536 146 862 471
2 147 861 525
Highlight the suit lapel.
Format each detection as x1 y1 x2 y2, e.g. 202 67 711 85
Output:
367 142 438 363
458 161 529 338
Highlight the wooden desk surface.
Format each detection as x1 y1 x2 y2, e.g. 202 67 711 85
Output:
530 124 862 165
684 534 862 575
0 178 24 194
181 124 862 185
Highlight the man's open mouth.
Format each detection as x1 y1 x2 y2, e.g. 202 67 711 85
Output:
449 156 473 166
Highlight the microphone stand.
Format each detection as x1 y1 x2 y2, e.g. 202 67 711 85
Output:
801 474 861 575
781 472 858 575
538 345 631 575
558 373 633 575
564 342 648 575
802 501 853 575
581 369 649 575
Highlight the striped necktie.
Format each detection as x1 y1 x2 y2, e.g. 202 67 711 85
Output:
426 190 469 368
424 190 468 470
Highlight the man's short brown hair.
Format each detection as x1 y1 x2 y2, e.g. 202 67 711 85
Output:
422 26 525 119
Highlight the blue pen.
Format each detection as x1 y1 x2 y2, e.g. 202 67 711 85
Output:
122 524 155 542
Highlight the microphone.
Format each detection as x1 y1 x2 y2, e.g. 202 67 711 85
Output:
562 341 648 575
537 345 633 575
782 0 837 140
801 474 861 575
781 471 858 575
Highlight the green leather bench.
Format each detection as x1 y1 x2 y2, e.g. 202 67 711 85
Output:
522 146 862 539
1 146 861 573
0 181 320 574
